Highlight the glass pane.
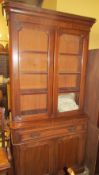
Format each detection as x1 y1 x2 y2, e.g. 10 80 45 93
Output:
20 74 47 89
21 94 47 114
19 28 48 51
18 26 50 116
59 55 81 73
59 74 80 90
19 53 48 72
59 34 80 54
57 33 82 113
58 93 79 112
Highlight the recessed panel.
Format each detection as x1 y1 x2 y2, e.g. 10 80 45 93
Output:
19 28 48 51
58 55 81 73
20 74 47 89
58 75 80 89
21 94 47 112
19 53 48 72
57 137 79 169
59 34 80 54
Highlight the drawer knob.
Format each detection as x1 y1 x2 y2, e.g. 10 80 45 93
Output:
31 133 40 139
68 126 76 132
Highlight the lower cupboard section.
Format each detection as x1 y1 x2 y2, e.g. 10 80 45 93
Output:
12 133 86 175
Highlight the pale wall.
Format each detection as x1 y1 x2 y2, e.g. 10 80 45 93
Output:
0 0 57 47
57 0 99 49
0 0 98 49
42 0 57 10
0 4 8 47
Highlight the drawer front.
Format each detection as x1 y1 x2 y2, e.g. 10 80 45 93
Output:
11 122 87 144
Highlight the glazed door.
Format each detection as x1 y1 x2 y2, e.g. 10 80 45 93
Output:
53 30 88 115
10 16 54 121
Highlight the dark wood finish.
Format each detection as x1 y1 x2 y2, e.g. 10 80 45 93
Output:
0 108 5 147
11 116 87 175
0 108 10 173
84 49 99 175
95 141 99 175
3 1 95 175
54 133 86 174
0 83 9 117
0 52 9 78
84 49 99 126
0 51 9 116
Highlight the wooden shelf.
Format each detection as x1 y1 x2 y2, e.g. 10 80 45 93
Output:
20 50 48 54
20 88 48 95
59 72 81 75
59 87 80 93
21 109 47 115
59 52 81 56
20 71 48 75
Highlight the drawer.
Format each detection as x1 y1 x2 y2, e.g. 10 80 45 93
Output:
11 122 87 144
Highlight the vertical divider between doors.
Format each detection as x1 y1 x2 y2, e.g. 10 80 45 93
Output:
53 30 59 116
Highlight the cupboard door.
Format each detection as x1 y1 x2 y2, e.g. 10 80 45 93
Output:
55 134 86 174
13 140 52 175
53 30 88 115
11 19 54 121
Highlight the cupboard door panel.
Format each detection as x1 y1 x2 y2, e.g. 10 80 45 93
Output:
56 136 79 170
14 141 50 175
55 134 86 173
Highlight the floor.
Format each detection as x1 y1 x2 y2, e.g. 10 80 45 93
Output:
58 166 89 175
78 167 89 175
